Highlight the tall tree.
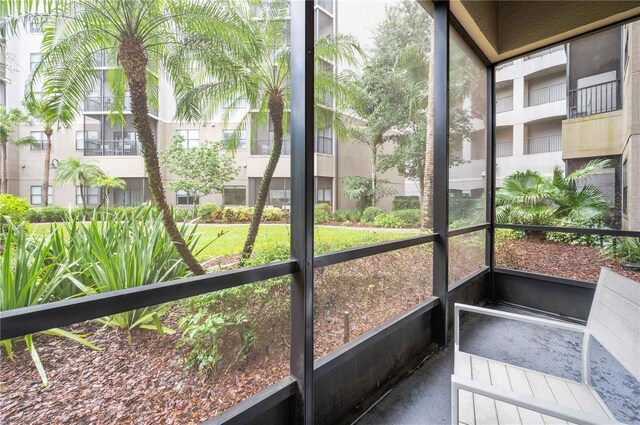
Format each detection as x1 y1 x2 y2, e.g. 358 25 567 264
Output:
159 134 238 213
177 1 361 262
53 157 104 212
0 106 33 193
24 95 75 206
4 0 258 275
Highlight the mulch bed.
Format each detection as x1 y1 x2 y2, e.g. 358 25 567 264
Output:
496 238 640 282
0 247 433 424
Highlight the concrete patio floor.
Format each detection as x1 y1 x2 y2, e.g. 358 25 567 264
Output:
355 304 640 425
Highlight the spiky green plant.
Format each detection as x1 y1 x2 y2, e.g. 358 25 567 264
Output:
0 221 99 386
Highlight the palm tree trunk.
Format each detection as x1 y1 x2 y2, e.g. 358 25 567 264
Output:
119 40 204 275
421 28 436 231
1 141 7 194
241 93 284 263
42 127 53 206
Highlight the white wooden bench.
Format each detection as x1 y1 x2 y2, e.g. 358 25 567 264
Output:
451 268 640 425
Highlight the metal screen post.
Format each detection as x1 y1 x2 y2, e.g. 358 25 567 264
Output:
290 0 315 424
487 65 496 296
432 0 450 346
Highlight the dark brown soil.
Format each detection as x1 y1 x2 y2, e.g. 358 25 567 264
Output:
496 238 640 282
0 247 433 424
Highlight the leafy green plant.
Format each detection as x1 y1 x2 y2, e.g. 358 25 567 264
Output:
496 160 611 232
198 203 220 220
1 221 99 386
392 196 420 211
314 203 332 224
362 206 384 223
603 237 640 263
57 205 209 336
390 209 421 227
373 213 404 228
0 194 30 229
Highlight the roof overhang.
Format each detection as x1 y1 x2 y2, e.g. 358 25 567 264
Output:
450 0 640 63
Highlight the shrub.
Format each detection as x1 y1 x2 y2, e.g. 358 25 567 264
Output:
393 196 420 211
545 218 606 247
362 206 384 223
314 203 331 223
70 207 97 221
262 207 285 222
198 203 220 220
1 222 99 386
390 209 421 227
373 213 404 228
603 237 640 263
39 206 68 222
0 194 30 228
222 207 238 222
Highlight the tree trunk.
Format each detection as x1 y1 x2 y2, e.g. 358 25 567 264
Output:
240 93 284 263
1 141 7 194
42 126 53 206
119 40 204 275
421 27 436 231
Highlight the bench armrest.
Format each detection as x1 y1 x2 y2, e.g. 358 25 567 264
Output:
451 374 617 425
454 303 585 349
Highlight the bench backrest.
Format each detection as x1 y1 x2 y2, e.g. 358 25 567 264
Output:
587 268 640 380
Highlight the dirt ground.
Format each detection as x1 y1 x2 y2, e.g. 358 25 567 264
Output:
1 246 436 424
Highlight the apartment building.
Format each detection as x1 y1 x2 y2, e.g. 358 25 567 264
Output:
3 1 403 212
450 22 639 231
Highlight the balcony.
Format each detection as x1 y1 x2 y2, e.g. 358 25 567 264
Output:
496 95 513 113
495 140 513 157
524 134 562 155
84 96 132 112
523 45 565 61
251 138 291 156
569 80 620 118
83 139 141 156
525 82 566 107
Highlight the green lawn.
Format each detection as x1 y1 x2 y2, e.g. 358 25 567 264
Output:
195 224 420 259
33 222 420 260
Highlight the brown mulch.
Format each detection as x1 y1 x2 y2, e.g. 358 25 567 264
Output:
496 238 640 283
0 247 434 425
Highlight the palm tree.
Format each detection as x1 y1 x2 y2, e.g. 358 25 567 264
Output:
24 96 75 206
4 0 258 275
176 3 361 262
92 176 127 209
496 160 611 236
0 106 33 193
53 158 104 212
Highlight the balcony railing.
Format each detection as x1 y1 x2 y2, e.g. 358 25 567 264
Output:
496 95 513 113
251 138 291 156
83 139 141 156
568 80 620 118
524 134 562 155
524 82 565 107
495 141 513 157
523 45 564 61
84 96 132 112
315 0 333 14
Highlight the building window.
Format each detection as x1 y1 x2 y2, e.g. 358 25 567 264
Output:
267 178 290 208
315 126 332 154
30 53 42 71
76 186 100 205
176 129 200 149
622 159 628 216
77 130 100 151
29 131 46 150
223 186 246 206
317 188 332 204
176 190 197 206
30 186 53 205
29 18 42 33
223 129 247 149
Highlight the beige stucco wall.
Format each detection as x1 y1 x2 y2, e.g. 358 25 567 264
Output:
561 110 623 160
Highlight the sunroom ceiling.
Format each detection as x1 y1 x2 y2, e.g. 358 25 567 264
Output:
451 0 640 63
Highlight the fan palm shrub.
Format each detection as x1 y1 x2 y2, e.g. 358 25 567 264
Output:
1 221 99 386
4 0 258 275
496 160 611 237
